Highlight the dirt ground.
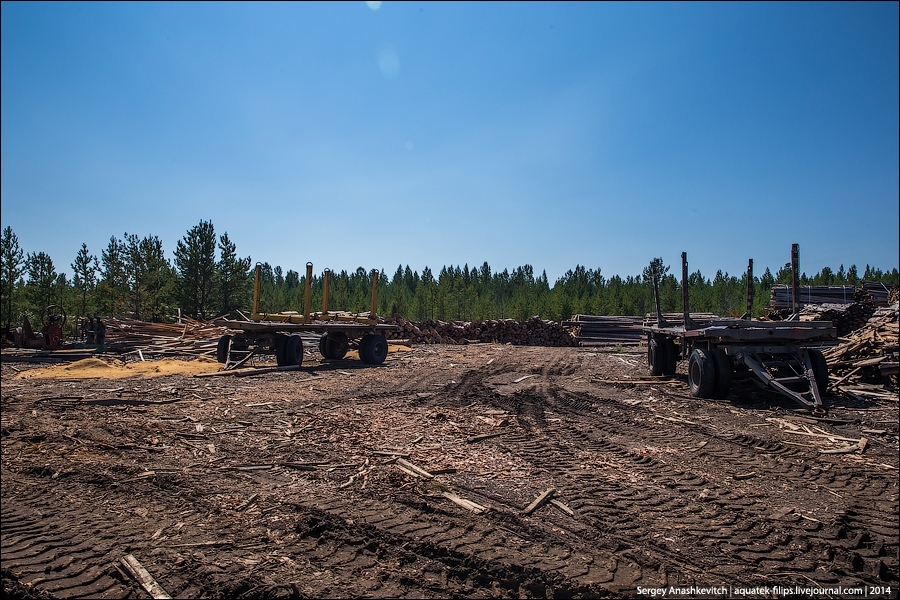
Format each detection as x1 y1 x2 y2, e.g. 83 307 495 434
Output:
2 344 898 599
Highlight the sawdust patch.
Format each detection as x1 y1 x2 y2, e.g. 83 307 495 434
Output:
17 357 222 380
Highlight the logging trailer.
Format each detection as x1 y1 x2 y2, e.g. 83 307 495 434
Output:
643 245 836 415
213 263 397 369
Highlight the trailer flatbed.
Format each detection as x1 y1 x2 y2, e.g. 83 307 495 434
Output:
211 263 398 369
643 248 838 414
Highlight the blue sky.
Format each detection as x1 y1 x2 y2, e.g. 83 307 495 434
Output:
2 2 898 282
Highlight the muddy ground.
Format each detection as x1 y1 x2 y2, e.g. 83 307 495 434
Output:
1 344 898 599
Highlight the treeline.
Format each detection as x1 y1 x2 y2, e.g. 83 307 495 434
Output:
1 222 898 335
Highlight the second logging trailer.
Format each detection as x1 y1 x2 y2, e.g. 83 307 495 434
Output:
643 245 837 415
214 263 398 369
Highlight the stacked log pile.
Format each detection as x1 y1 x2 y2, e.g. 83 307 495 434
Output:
562 315 644 346
822 303 899 396
770 285 856 309
383 316 575 347
797 302 878 337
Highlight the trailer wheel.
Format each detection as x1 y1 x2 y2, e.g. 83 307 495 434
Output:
689 348 716 398
318 333 328 357
710 348 732 399
274 334 288 366
281 335 304 367
663 339 678 377
648 335 667 376
325 332 349 360
807 348 829 396
216 335 232 364
360 334 388 365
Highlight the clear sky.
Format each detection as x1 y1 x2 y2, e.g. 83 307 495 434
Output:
2 2 898 282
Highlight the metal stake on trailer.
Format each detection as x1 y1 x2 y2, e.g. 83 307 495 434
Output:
643 244 836 415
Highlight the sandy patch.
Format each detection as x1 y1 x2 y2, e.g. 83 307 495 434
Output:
17 357 222 380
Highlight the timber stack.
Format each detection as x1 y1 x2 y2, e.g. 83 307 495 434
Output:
383 316 575 347
822 303 899 395
562 315 645 346
769 285 856 309
856 281 897 306
796 302 878 337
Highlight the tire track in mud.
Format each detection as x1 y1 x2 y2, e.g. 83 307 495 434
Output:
288 489 621 596
454 377 899 587
410 350 898 583
1 476 135 599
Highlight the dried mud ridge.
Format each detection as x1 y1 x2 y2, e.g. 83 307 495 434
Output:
2 346 898 598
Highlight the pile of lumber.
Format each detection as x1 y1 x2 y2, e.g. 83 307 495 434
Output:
562 315 644 346
822 303 899 397
104 317 233 357
857 281 897 306
770 285 856 308
797 302 877 337
383 316 575 347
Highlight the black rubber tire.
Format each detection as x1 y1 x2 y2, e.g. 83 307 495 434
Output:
807 348 829 397
710 348 732 399
216 335 232 364
648 335 667 376
663 339 678 377
274 334 288 366
689 348 716 399
318 334 329 358
360 334 388 365
325 332 349 360
282 335 304 367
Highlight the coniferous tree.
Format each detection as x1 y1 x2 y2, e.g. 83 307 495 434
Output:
216 232 252 316
174 220 217 319
1 226 26 333
25 251 57 321
71 243 99 319
98 236 128 317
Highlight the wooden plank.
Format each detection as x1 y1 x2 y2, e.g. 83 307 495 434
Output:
522 488 556 515
441 491 486 514
780 430 861 443
396 458 434 479
819 445 860 455
550 498 575 516
467 432 505 443
120 554 172 599
394 464 421 478
592 378 682 385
